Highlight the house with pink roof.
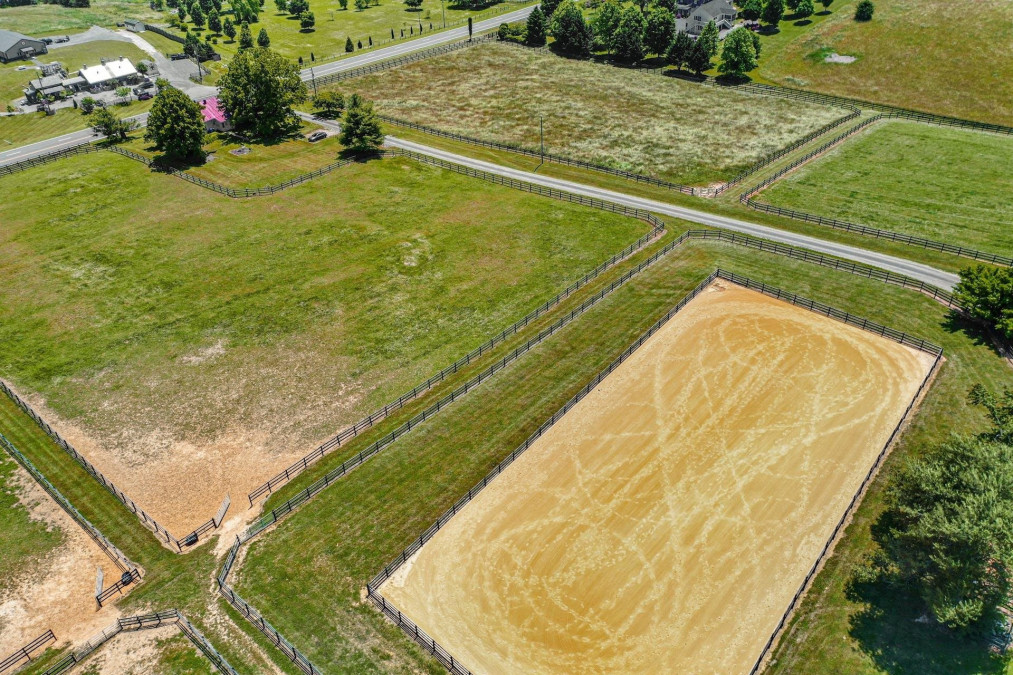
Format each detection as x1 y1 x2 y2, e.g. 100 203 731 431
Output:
200 97 232 132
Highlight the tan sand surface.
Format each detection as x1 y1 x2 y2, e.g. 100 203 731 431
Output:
0 462 121 656
380 281 935 674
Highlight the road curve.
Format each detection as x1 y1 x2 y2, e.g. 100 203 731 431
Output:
300 5 536 80
385 135 960 290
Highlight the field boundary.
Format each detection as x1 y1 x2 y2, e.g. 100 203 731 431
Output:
0 630 56 675
365 270 942 675
41 609 240 675
0 379 224 552
0 430 137 574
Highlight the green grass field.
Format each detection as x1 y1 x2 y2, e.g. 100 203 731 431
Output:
756 0 1013 126
760 121 1013 256
162 0 531 63
0 150 645 530
330 41 849 185
232 231 1013 674
0 0 160 36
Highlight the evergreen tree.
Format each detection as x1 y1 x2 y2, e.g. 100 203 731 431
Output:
526 6 548 46
238 21 254 49
345 36 354 51
257 27 270 46
666 29 692 70
190 1 205 27
223 16 236 39
550 0 593 56
697 19 719 58
208 8 222 33
340 94 384 151
686 38 711 75
854 0 873 20
273 0 286 9
540 0 561 16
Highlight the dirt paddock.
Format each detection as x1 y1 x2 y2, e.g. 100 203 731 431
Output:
379 280 935 674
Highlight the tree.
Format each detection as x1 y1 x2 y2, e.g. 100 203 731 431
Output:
686 37 711 75
177 4 187 21
761 0 783 26
666 29 692 70
218 46 307 138
145 85 206 160
644 6 675 57
697 19 719 58
820 0 833 10
750 29 762 58
969 385 1013 445
612 6 646 62
879 430 1013 632
526 6 547 46
550 0 593 56
794 0 813 20
540 0 561 16
300 10 314 28
741 0 762 20
654 0 675 10
190 1 205 27
338 0 347 8
115 85 131 103
345 36 354 51
854 0 873 20
717 26 758 76
257 27 270 46
208 7 222 32
184 31 216 60
312 91 344 117
354 0 367 10
592 0 622 54
223 16 236 39
238 21 254 48
273 0 285 10
91 108 133 141
953 265 1013 341
287 0 308 13
785 0 798 10
80 96 97 114
340 94 384 152
136 61 149 74
404 0 422 7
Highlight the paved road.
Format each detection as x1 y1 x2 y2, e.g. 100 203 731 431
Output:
383 135 960 291
300 5 536 80
0 112 150 165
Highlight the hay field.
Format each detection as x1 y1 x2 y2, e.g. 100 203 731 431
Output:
0 152 645 536
760 121 1013 255
380 281 934 674
759 0 1013 126
332 41 848 185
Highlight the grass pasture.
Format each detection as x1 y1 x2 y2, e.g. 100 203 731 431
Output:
0 149 647 535
758 0 1013 126
759 121 1013 256
331 41 849 185
234 233 1013 675
0 0 160 36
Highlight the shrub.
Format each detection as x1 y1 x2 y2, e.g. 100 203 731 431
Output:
854 0 873 20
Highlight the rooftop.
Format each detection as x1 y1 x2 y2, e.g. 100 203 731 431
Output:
200 97 228 124
79 57 137 85
0 28 42 52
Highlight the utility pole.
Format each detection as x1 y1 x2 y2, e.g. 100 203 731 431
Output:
536 115 544 170
468 16 472 39
311 67 317 97
441 0 446 27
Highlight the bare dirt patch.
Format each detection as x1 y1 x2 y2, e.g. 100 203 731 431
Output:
380 281 934 674
0 463 121 656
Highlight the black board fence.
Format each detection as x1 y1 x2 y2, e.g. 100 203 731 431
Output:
0 630 56 674
42 610 240 675
366 269 943 675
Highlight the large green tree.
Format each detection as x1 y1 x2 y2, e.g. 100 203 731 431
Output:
794 0 814 20
854 0 873 20
762 0 784 26
218 47 307 138
145 85 206 160
223 16 236 40
686 36 711 75
644 5 675 57
238 21 254 48
741 0 762 20
90 108 133 141
666 29 692 70
717 26 758 76
612 6 646 62
592 0 622 54
697 19 719 58
526 6 548 46
551 0 593 57
954 265 1013 341
340 94 384 151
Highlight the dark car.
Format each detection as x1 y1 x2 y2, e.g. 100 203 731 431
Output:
137 91 153 101
54 35 70 43
42 37 54 45
307 130 328 142
169 53 188 61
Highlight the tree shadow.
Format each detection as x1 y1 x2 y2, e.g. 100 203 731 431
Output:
815 9 832 15
942 311 1010 362
758 25 780 35
714 72 753 85
793 18 813 25
447 0 501 9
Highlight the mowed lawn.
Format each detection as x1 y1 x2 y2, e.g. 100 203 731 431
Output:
235 237 1013 675
760 121 1013 255
331 41 848 185
759 0 1013 126
0 151 646 484
0 0 160 36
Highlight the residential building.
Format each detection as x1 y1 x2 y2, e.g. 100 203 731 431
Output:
0 29 47 63
200 97 232 132
686 0 737 34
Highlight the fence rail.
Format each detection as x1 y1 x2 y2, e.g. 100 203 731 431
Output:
0 430 135 573
0 630 56 674
366 269 942 675
42 610 239 675
96 568 142 607
0 143 99 176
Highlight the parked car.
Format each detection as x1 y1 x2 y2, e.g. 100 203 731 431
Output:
137 91 153 101
54 35 70 43
169 53 188 61
41 37 54 45
307 130 328 142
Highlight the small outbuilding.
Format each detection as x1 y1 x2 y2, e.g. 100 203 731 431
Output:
200 97 232 132
0 29 48 63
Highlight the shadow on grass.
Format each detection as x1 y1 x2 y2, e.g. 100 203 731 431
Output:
942 311 1011 363
793 18 813 26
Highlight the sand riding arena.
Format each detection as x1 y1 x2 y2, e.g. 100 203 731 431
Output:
375 276 940 674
